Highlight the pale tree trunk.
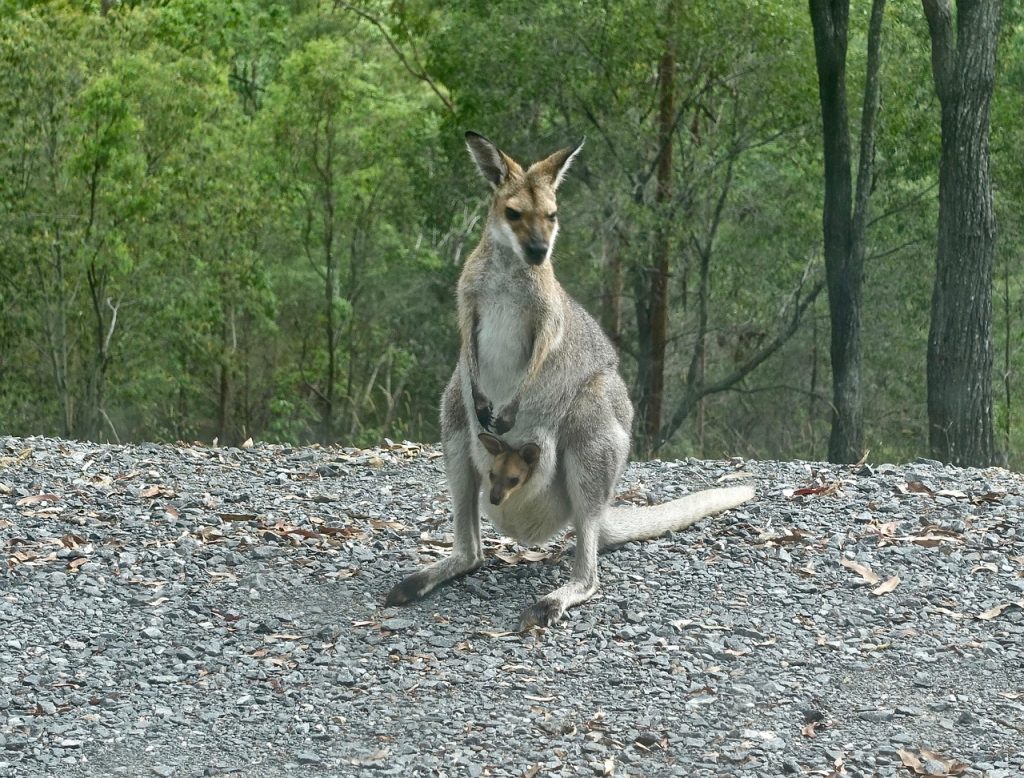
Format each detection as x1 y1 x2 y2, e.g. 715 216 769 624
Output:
922 0 1002 466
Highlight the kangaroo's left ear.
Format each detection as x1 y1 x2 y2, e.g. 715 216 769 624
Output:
536 137 585 190
518 442 541 467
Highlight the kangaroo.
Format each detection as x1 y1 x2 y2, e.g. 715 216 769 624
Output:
478 432 541 507
386 132 755 629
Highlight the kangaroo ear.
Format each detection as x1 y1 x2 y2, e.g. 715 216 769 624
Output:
465 131 521 188
536 137 585 189
518 442 541 467
477 432 506 457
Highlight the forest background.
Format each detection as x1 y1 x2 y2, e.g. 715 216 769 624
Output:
0 0 1021 468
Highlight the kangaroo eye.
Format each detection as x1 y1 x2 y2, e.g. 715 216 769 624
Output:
505 207 521 221
488 472 495 481
547 212 557 222
508 477 520 487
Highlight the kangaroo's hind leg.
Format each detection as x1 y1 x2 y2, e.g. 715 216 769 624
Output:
519 374 630 629
386 372 484 605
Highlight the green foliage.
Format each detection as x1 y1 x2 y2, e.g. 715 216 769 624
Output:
0 0 1020 467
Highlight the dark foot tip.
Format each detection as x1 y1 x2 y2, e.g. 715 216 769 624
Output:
386 572 429 607
519 599 564 631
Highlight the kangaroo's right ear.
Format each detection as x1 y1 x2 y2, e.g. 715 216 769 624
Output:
465 132 520 188
478 432 506 457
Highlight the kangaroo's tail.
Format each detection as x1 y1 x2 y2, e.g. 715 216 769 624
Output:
599 484 755 549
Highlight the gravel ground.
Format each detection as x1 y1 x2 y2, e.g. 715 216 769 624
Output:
1 435 1022 778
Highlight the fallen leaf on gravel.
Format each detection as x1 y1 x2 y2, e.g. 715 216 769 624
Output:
971 490 1006 505
899 748 969 776
140 485 175 499
324 568 359 579
524 694 555 702
934 489 967 499
841 559 880 584
790 481 842 498
898 750 923 771
970 563 998 575
901 481 935 496
907 535 948 548
494 548 553 565
67 557 89 570
218 513 257 522
61 534 87 548
758 528 813 546
717 471 754 482
523 765 541 778
265 633 304 641
997 691 1023 700
871 575 900 596
242 437 254 449
0 448 31 468
370 519 407 531
977 601 1024 621
16 493 60 506
802 721 819 737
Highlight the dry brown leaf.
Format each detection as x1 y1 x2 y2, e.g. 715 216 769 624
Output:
241 437 254 449
67 557 89 570
970 562 998 575
898 749 923 772
791 482 841 497
841 558 880 584
971 490 1006 505
905 481 935 496
140 485 175 499
370 519 407 531
977 601 1024 621
717 471 754 482
802 721 819 738
218 513 257 522
524 694 556 702
871 575 900 596
16 493 60 506
522 765 541 778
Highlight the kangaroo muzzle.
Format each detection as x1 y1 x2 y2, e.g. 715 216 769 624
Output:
524 240 548 265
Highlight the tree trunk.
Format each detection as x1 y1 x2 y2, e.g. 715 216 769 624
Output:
922 0 1001 466
809 0 885 463
636 6 676 456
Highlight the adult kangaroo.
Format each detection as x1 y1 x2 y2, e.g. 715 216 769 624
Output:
386 132 754 628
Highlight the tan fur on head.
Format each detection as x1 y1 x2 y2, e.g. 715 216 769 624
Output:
465 132 583 267
478 432 540 506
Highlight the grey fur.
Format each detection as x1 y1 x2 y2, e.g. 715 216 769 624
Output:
386 136 754 628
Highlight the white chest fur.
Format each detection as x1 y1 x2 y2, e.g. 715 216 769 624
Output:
476 300 531 407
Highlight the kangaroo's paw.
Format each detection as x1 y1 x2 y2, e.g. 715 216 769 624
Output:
519 596 567 630
385 570 435 606
492 398 520 435
475 402 493 431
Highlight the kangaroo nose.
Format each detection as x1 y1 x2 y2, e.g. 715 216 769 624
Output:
524 241 548 264
489 491 502 505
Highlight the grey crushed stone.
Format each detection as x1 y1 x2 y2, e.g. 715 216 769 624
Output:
0 436 1021 777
